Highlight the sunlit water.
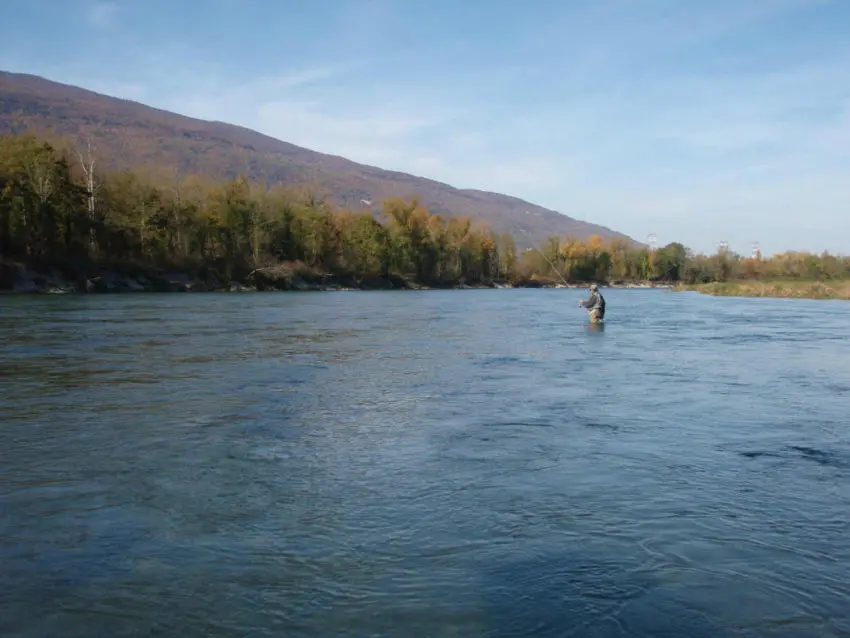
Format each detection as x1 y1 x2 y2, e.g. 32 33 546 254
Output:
2 289 850 637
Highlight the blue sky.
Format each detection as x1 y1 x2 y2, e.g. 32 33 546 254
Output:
2 0 849 255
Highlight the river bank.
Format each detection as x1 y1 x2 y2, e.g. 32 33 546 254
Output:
0 260 671 294
677 280 850 300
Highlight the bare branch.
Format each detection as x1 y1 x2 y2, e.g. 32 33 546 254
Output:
74 135 99 251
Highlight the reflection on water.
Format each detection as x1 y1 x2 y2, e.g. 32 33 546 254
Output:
2 289 850 637
585 321 606 335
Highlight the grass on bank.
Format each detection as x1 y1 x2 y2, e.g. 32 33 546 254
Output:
677 279 850 300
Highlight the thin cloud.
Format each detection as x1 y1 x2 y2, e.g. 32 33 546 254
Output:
85 1 119 30
47 51 850 255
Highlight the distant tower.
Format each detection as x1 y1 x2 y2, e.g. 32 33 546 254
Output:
647 233 657 251
718 240 729 254
752 241 760 259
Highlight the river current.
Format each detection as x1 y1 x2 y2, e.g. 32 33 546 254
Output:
2 289 849 637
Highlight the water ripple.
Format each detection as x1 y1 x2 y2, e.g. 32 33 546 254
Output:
2 290 850 637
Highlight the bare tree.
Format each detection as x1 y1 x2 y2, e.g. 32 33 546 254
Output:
171 166 185 258
75 136 98 253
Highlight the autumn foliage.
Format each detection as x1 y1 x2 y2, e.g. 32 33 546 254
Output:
1 133 848 287
0 134 514 286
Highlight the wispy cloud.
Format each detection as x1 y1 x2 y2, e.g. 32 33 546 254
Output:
85 1 119 30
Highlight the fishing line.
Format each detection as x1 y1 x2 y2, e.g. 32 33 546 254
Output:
526 247 569 286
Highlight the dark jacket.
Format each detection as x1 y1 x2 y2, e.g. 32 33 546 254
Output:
584 290 605 311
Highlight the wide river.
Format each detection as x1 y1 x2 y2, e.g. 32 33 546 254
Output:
2 288 849 637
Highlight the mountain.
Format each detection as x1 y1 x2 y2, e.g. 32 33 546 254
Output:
0 70 638 249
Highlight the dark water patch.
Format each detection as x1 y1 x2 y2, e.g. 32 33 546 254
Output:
733 444 850 474
129 339 175 348
583 421 620 431
476 355 534 366
480 420 555 428
702 333 778 344
478 550 730 638
788 445 850 469
739 450 784 459
825 383 850 394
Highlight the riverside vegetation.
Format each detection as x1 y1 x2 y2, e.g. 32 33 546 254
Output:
1 133 849 298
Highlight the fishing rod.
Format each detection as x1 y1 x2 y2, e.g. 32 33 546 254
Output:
525 247 569 286
525 247 594 313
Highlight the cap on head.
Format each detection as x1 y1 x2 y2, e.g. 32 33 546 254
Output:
590 283 598 291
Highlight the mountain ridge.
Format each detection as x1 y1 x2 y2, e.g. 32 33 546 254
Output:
0 69 639 249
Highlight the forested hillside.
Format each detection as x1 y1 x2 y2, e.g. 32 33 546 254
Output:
0 70 637 251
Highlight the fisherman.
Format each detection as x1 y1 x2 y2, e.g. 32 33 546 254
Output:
579 283 605 323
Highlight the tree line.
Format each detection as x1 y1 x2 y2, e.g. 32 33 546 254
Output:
524 238 850 285
1 133 847 286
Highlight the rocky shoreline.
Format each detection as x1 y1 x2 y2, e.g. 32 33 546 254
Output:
0 261 672 294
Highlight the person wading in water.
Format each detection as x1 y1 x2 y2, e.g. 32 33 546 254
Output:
579 283 605 323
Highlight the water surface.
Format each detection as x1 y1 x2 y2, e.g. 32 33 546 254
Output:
2 289 850 637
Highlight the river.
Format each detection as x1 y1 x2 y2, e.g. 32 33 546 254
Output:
2 289 849 637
